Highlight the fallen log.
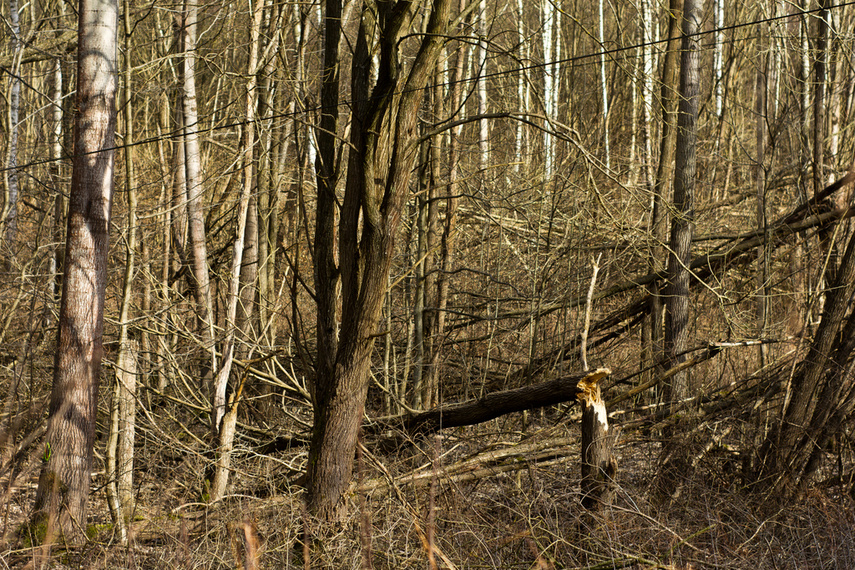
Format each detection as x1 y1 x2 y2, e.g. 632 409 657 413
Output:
399 368 611 436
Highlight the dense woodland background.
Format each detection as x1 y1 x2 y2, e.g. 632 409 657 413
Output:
3 0 855 567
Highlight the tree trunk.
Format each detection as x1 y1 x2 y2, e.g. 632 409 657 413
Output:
598 0 611 171
307 0 451 520
541 0 558 179
210 0 265 502
181 0 217 389
106 341 137 543
645 0 682 393
754 28 770 368
105 2 139 538
426 20 466 411
48 56 65 307
578 373 617 513
812 0 828 198
33 0 118 542
2 0 22 254
401 369 611 436
663 0 701 411
762 210 855 494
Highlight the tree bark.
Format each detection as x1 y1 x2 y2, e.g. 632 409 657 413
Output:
426 20 466 411
644 0 682 391
210 0 265 502
663 0 701 411
307 0 451 520
762 221 855 495
181 0 217 388
578 372 617 512
2 0 22 253
105 2 139 539
33 0 118 542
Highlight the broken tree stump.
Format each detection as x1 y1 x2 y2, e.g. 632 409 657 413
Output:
576 369 617 512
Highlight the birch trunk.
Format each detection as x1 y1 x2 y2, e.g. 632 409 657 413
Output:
181 0 218 388
598 0 611 170
210 0 265 502
33 0 118 542
2 0 21 252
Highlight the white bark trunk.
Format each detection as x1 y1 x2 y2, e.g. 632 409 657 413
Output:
210 0 265 502
182 0 218 383
3 0 21 250
598 0 610 171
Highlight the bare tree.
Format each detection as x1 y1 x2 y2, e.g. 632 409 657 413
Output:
180 0 217 388
663 0 701 410
33 0 118 542
308 0 452 519
2 0 21 252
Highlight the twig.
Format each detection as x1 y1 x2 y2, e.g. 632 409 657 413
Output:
581 253 602 372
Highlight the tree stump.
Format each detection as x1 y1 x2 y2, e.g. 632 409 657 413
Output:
577 369 617 512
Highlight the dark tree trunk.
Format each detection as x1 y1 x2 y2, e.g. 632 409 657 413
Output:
663 0 701 410
401 369 611 436
33 0 118 542
307 0 451 520
644 0 683 388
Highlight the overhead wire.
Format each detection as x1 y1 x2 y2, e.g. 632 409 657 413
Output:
1 0 854 175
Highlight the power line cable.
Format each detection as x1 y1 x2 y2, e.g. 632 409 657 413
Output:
1 1 853 175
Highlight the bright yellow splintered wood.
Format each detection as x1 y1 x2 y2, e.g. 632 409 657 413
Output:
576 368 611 405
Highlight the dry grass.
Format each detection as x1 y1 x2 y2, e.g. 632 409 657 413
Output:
3 416 854 570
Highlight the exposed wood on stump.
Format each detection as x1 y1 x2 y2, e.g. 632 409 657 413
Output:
577 371 617 512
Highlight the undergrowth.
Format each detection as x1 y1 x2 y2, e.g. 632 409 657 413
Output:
2 420 853 569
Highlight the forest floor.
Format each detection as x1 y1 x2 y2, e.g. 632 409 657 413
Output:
2 416 854 569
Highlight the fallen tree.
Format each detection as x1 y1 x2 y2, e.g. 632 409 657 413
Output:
397 368 611 436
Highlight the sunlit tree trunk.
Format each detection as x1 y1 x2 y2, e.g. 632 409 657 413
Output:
33 0 118 542
813 0 828 198
2 0 22 253
514 0 529 176
477 0 489 170
598 0 610 170
106 0 139 541
255 2 283 344
48 56 64 307
645 0 682 387
427 9 465 410
541 0 557 179
210 0 265 502
754 17 769 368
713 0 725 117
181 0 217 389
